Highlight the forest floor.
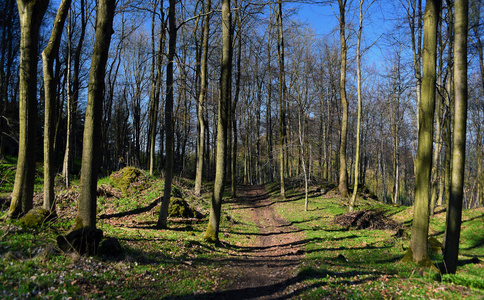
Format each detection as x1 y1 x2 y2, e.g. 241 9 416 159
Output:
209 185 305 299
1 164 484 299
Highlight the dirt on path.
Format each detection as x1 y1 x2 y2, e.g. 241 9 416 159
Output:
207 185 305 300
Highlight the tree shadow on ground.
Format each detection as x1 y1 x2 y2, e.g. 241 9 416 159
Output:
164 267 382 300
98 197 161 219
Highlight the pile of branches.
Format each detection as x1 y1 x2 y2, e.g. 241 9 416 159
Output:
333 209 400 230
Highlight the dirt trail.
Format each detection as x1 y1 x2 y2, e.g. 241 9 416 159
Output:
212 185 305 299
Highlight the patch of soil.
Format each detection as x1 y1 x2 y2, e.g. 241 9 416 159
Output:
333 209 400 230
214 185 305 299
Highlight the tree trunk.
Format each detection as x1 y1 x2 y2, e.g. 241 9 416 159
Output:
149 0 165 176
7 0 49 219
63 0 86 187
350 0 365 212
406 0 441 266
205 0 231 242
195 0 210 196
42 0 71 212
157 0 177 229
443 0 468 274
276 1 287 199
76 0 115 229
338 0 349 197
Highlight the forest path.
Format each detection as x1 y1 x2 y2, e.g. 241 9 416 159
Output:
209 185 305 299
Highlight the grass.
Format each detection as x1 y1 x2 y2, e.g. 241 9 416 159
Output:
273 184 484 299
0 162 483 299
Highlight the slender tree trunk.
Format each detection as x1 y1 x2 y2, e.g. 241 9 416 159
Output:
149 0 164 176
157 0 177 229
195 0 210 196
276 1 287 199
76 0 115 229
350 0 365 212
204 0 231 242
231 1 242 197
42 0 71 212
443 0 468 274
7 0 49 219
406 0 441 266
63 0 86 187
338 0 349 197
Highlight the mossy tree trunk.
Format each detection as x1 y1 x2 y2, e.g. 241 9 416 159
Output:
204 0 231 242
157 0 177 229
42 0 71 212
443 0 468 274
195 0 210 197
76 0 115 228
7 0 49 219
407 0 441 266
338 0 349 197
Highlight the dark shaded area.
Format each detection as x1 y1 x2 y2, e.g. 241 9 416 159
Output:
98 197 161 219
165 267 382 300
57 227 103 255
333 208 401 230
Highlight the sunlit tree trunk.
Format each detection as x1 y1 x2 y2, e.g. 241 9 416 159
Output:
443 0 468 274
276 1 287 199
157 0 177 229
349 0 365 212
406 0 441 266
205 0 231 242
76 0 115 228
338 0 349 197
7 0 49 219
42 0 71 212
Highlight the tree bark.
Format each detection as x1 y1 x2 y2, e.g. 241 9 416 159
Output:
407 0 441 266
7 0 49 219
276 1 287 199
338 0 349 197
205 0 231 242
148 0 165 176
443 0 468 274
42 0 71 212
195 0 210 196
76 0 115 228
349 0 365 212
157 0 177 229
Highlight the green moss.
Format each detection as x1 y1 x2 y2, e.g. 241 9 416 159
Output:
19 207 52 228
204 223 218 243
428 236 443 254
110 167 149 196
168 197 194 218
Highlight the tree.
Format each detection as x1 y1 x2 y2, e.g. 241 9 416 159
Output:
6 0 49 219
405 0 441 266
276 1 287 199
349 0 368 212
204 0 232 242
338 0 349 197
443 0 468 274
42 0 71 212
157 0 177 229
62 0 87 187
76 0 116 229
195 0 210 196
148 0 165 176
